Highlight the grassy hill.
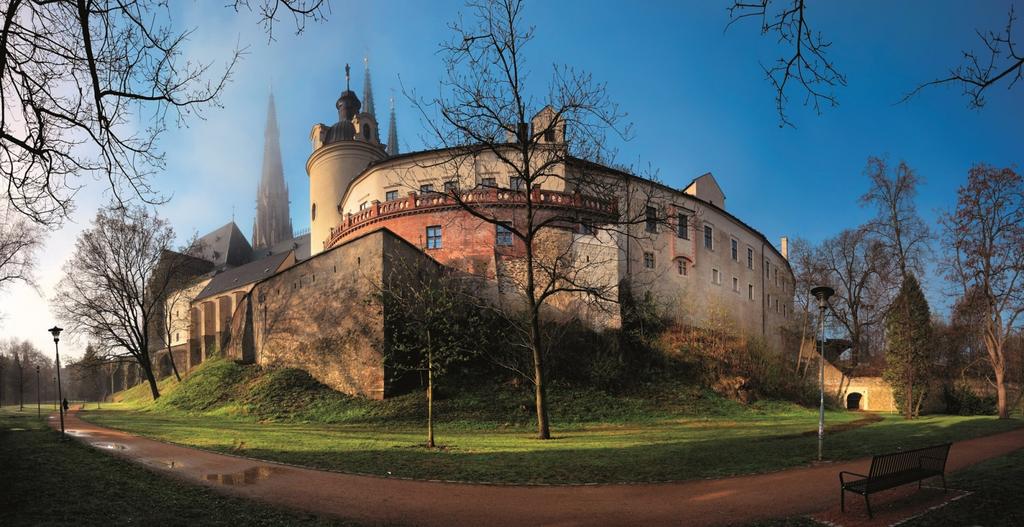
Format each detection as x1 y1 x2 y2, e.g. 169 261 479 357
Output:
114 358 805 427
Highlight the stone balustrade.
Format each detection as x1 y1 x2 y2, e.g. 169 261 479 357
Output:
325 187 616 249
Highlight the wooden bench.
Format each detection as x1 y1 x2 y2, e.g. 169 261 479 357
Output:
839 443 951 518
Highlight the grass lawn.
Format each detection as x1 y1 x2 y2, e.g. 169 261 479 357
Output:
0 406 359 526
76 360 1022 485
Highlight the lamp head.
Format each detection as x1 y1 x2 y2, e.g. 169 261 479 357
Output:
810 286 835 310
48 326 63 342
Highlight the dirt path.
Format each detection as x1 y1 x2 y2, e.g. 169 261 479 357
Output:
51 409 1024 527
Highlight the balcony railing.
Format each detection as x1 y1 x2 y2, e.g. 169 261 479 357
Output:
325 187 616 249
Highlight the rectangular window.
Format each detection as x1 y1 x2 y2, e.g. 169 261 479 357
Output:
580 223 595 235
677 259 687 276
732 277 739 292
481 177 497 188
385 190 399 201
775 268 779 286
748 284 754 300
775 298 780 313
747 247 754 269
783 304 788 318
731 239 738 261
765 259 770 277
420 183 435 193
704 225 714 250
443 181 457 193
646 206 658 233
712 268 721 284
496 223 513 246
677 213 688 239
544 128 556 142
510 177 525 191
359 201 369 210
643 252 655 269
426 225 442 249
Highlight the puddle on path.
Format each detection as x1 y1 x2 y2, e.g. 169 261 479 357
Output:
7 427 27 431
204 465 286 486
92 442 127 451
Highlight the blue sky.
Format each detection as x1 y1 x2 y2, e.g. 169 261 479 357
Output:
2 1 1021 355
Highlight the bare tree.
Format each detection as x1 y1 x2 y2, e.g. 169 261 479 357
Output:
726 0 847 127
0 0 328 226
402 0 651 439
52 203 201 399
859 156 931 282
905 6 1023 109
0 201 42 294
942 164 1024 419
785 237 826 374
818 227 895 366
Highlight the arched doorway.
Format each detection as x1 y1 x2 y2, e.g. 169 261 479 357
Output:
847 392 863 410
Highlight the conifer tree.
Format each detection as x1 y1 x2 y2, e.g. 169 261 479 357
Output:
883 274 933 418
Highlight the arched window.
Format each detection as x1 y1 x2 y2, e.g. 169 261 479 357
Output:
311 203 317 221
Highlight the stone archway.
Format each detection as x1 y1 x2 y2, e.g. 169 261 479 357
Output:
847 392 863 410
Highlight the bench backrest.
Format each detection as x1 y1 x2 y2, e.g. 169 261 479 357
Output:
868 443 951 479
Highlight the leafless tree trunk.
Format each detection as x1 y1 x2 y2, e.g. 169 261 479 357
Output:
942 164 1024 419
53 203 203 400
404 0 655 439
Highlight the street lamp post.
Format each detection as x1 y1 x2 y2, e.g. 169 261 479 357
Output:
35 365 41 418
52 377 56 410
811 286 835 462
48 326 66 437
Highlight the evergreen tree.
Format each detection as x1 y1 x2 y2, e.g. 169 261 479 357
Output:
883 274 933 418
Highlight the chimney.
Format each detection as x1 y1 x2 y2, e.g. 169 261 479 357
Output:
780 236 789 260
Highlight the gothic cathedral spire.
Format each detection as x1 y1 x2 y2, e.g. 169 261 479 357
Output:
253 92 293 250
386 96 399 156
362 57 376 120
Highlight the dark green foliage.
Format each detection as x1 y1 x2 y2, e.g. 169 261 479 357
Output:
942 383 998 415
884 274 933 417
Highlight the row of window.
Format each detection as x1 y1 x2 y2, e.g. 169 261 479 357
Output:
424 223 516 250
381 177 530 205
642 252 789 317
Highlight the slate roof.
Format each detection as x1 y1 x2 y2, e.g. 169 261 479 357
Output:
194 250 292 301
196 222 254 269
252 232 310 262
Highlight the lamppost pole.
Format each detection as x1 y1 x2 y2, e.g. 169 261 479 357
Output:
811 286 835 462
48 326 65 437
35 365 41 418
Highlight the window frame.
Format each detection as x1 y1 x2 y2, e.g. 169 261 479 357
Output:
643 251 656 269
425 225 442 249
645 206 658 234
704 224 714 250
385 190 399 202
495 222 514 246
677 212 689 239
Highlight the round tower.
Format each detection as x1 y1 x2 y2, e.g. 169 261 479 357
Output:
307 64 385 255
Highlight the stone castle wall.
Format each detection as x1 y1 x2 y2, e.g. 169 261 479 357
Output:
225 229 436 399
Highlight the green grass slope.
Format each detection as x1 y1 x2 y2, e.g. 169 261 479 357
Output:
119 358 812 426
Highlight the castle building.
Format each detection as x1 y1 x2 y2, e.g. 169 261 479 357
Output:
157 63 796 400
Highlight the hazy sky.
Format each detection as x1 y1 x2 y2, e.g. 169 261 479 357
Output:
2 0 1021 358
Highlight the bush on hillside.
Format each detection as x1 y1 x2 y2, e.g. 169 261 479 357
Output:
942 383 998 415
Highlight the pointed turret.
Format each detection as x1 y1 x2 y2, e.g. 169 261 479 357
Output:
253 92 294 250
362 56 376 120
386 96 399 157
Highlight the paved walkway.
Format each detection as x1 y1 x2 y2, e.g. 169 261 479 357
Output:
52 408 1024 527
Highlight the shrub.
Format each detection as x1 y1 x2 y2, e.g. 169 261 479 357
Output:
942 383 997 415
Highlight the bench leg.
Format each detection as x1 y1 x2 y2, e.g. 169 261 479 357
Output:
864 494 873 519
941 474 947 493
841 489 845 513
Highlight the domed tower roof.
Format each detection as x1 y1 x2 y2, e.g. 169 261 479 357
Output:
324 64 361 143
336 64 361 120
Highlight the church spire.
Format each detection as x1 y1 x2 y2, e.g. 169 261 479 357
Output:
253 92 293 250
386 96 399 156
362 56 376 119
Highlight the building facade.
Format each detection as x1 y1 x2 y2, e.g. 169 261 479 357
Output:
158 63 795 399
